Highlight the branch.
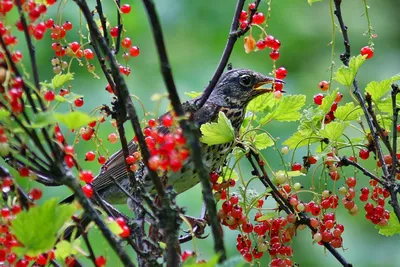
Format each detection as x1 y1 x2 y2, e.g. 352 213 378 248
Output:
141 0 227 262
114 0 122 54
340 157 384 185
333 0 389 179
391 84 399 182
198 0 261 107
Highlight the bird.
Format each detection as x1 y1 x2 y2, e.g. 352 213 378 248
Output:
61 68 281 238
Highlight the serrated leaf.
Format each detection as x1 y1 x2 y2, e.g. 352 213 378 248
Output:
376 211 400 236
0 109 10 120
200 111 234 145
55 112 98 130
319 122 349 141
253 133 274 150
260 95 306 123
283 132 320 149
334 55 366 86
365 74 400 101
319 89 339 114
52 73 74 88
247 92 275 113
308 0 323 5
334 102 363 121
54 240 80 260
376 115 392 132
184 91 202 99
25 112 58 128
11 199 76 257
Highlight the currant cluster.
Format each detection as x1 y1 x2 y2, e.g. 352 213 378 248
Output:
209 171 235 201
313 87 343 124
0 183 52 267
144 115 189 173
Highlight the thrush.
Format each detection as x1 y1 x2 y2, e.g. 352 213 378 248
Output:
78 69 280 206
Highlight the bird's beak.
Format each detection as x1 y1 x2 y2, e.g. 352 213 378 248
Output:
251 77 285 96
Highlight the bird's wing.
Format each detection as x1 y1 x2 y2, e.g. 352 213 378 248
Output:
92 98 201 192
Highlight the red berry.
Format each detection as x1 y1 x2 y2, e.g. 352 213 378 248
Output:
70 42 81 52
329 171 340 181
291 162 302 171
360 46 374 59
359 148 370 160
44 91 55 101
79 170 94 183
314 93 324 105
120 4 131 14
275 67 287 79
265 35 275 48
120 225 130 238
252 12 265 24
239 10 248 22
256 40 266 50
98 156 106 165
74 97 84 107
82 184 93 198
242 222 253 233
269 50 280 61
346 177 356 188
85 151 96 161
30 188 42 200
95 256 106 267
271 39 281 50
162 115 173 127
84 49 94 60
121 37 132 49
110 26 119 37
129 46 140 57
19 167 30 177
63 21 72 31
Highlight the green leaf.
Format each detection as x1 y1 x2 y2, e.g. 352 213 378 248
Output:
308 0 323 5
55 111 98 130
334 55 366 86
52 73 74 88
283 132 320 149
11 199 76 257
217 256 245 267
256 212 276 222
376 211 400 236
247 92 275 113
319 122 349 141
54 240 81 260
319 89 339 114
222 166 238 181
286 171 306 177
253 133 274 150
0 109 11 120
184 91 202 99
200 111 235 145
260 95 306 123
238 185 260 208
334 102 363 121
184 254 220 267
107 220 123 235
25 112 58 128
365 74 400 101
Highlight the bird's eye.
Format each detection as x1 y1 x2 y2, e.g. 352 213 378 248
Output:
239 75 252 86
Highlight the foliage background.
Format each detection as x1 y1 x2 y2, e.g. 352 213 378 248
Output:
5 0 400 266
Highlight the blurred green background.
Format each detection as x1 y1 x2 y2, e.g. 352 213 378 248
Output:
6 0 400 266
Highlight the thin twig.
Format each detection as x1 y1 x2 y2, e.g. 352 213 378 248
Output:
199 0 261 107
391 84 399 182
96 0 110 46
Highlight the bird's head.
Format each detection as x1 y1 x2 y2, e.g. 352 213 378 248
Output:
207 69 284 108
